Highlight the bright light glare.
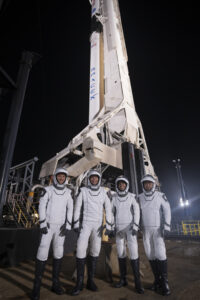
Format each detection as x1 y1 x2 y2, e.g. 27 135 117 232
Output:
179 197 189 207
180 197 184 207
185 200 189 206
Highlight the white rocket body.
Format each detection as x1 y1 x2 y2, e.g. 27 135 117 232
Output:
39 0 156 186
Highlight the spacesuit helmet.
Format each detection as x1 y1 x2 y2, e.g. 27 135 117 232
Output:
141 174 156 196
53 168 68 190
115 175 129 197
87 169 101 190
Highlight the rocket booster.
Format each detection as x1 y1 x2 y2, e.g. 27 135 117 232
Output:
89 0 102 123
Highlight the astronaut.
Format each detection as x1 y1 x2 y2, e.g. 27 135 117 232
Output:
31 168 73 300
112 176 144 294
72 169 113 296
138 174 171 296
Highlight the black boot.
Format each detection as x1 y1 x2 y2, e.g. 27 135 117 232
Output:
130 258 144 294
51 258 65 295
158 259 171 296
115 257 128 288
149 260 161 291
71 257 85 296
86 255 98 291
31 259 46 300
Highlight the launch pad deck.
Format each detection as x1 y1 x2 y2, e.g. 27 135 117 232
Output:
0 239 199 300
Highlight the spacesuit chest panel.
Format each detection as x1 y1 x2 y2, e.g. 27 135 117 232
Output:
82 188 104 222
46 187 68 224
139 192 161 227
115 195 133 225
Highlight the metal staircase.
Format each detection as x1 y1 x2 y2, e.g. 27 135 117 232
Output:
3 192 39 228
2 157 40 228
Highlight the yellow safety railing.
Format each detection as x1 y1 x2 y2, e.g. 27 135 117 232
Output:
7 192 40 228
30 202 39 225
182 221 200 236
15 201 30 228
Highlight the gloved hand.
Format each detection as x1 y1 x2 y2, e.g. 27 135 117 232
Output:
158 227 170 238
40 227 48 234
131 229 138 236
161 228 170 238
74 227 80 234
59 224 70 236
104 229 115 238
97 225 105 237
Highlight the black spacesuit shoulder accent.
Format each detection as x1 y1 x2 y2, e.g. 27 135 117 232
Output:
39 188 46 197
162 193 168 202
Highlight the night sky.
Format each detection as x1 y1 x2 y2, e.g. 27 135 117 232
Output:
0 1 199 218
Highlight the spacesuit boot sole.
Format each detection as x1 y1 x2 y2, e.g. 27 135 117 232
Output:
71 283 84 296
51 285 65 295
135 285 145 294
86 280 98 292
114 279 128 288
161 284 171 296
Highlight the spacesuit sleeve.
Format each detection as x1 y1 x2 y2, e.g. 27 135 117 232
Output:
38 188 49 228
73 190 83 229
66 192 74 230
161 193 171 231
132 195 140 231
104 192 112 230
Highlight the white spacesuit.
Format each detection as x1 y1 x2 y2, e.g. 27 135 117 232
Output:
31 168 73 300
72 169 112 296
138 174 171 296
112 176 144 294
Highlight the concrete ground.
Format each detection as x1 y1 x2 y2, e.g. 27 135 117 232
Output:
0 238 200 300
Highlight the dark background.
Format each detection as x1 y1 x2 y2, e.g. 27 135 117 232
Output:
0 0 199 218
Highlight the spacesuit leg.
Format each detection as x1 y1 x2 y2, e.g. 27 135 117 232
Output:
127 231 144 294
89 225 102 257
130 258 144 294
149 260 161 291
153 228 167 261
71 257 86 296
142 229 155 260
31 259 46 300
115 233 128 288
143 228 161 291
36 226 54 261
127 231 138 260
72 224 91 296
116 232 126 258
86 225 102 291
153 229 170 295
86 255 98 291
32 228 53 300
76 223 92 259
158 259 171 296
52 225 65 259
51 225 65 295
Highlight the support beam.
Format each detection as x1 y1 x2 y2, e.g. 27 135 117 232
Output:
122 142 145 196
0 51 40 226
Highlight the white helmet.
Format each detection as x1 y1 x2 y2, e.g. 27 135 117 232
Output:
141 174 156 196
87 169 101 190
53 168 68 190
115 175 129 197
